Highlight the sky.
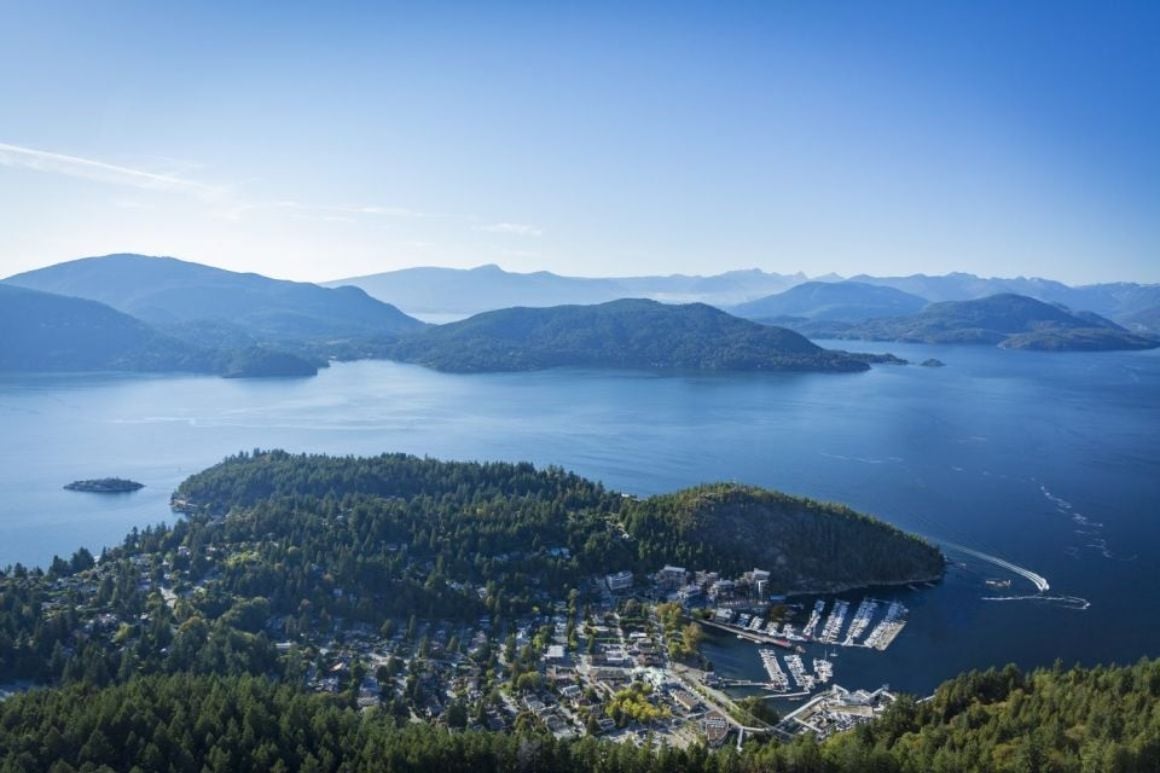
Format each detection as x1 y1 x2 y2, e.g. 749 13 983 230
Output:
0 1 1157 285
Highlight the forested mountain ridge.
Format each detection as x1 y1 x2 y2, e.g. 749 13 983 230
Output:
0 283 217 374
730 281 929 324
1 659 1157 771
386 299 873 373
0 284 319 377
3 253 425 349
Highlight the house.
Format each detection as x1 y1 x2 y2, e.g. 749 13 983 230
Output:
702 712 730 746
746 569 771 596
672 690 699 712
606 570 634 592
710 579 736 600
655 565 687 589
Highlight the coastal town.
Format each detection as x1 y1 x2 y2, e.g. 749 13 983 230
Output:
5 543 912 751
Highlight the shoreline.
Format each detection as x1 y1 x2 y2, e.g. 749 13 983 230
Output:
783 572 944 600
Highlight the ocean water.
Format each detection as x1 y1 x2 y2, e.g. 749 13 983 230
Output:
1 342 1157 695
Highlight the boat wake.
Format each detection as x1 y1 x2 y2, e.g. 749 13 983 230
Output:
941 541 1049 592
818 451 902 466
1039 484 1124 560
981 594 1091 611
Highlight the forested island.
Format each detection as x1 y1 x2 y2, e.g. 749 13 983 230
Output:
386 299 877 373
784 294 1159 352
63 478 143 493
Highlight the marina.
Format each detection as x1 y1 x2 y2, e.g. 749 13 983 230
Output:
705 593 915 708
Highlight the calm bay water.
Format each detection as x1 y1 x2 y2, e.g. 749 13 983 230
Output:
1 342 1157 695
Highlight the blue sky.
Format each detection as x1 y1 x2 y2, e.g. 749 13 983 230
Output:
0 1 1156 283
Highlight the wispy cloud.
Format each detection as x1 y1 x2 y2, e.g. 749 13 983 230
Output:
261 201 434 219
477 222 543 237
0 141 225 199
0 141 433 223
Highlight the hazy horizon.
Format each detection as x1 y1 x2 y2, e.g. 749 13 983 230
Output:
2 3 1158 284
5 251 1158 289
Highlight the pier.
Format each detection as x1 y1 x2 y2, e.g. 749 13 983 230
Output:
701 618 800 650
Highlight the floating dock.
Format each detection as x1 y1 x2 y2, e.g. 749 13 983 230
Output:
842 598 879 646
818 600 849 644
759 648 789 691
802 599 825 639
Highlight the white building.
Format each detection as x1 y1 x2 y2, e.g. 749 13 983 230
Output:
606 570 634 592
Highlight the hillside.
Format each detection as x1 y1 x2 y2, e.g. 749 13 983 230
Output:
0 284 319 377
327 264 805 315
1123 305 1160 335
4 254 425 347
0 284 217 374
731 280 929 323
823 293 1159 351
387 298 872 372
1 657 1156 771
625 484 944 591
171 451 941 597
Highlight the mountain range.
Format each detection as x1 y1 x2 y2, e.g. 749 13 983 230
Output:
3 254 1158 377
325 264 808 316
332 264 1160 333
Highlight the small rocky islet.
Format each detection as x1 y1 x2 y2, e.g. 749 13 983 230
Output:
63 477 144 493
